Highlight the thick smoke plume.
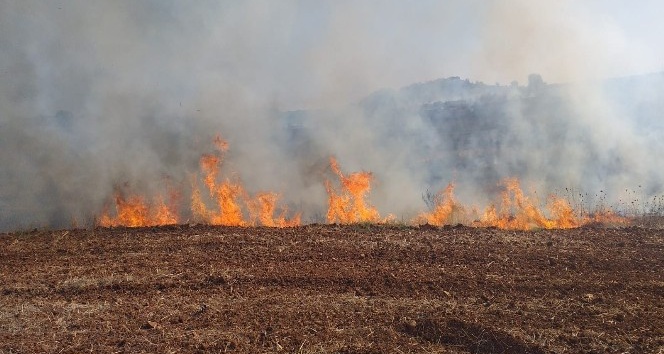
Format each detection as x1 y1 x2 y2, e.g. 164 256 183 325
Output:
1 1 663 231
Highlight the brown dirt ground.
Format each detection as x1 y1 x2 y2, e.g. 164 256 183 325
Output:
0 224 662 353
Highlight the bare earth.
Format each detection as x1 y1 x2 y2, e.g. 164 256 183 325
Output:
0 224 662 353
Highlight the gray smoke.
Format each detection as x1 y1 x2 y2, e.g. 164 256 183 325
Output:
1 1 663 231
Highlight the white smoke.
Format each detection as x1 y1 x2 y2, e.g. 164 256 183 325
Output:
1 1 663 230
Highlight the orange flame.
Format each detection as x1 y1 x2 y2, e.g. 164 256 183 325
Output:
586 210 630 226
414 183 467 226
325 157 381 223
413 178 627 230
97 134 632 230
247 192 301 227
478 178 631 229
472 178 577 230
98 192 179 227
192 148 246 226
99 135 299 228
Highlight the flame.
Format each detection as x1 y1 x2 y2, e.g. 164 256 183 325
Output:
325 157 381 223
414 183 467 226
474 178 581 230
190 183 208 223
247 192 301 227
547 196 580 229
98 192 179 227
413 178 625 230
586 210 630 226
97 134 632 230
191 136 302 226
192 149 246 226
98 135 299 228
426 178 632 230
189 136 244 225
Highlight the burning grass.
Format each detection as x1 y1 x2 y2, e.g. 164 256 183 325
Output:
416 179 630 230
97 135 638 231
99 135 300 228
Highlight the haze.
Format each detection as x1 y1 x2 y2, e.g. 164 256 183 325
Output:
1 1 663 230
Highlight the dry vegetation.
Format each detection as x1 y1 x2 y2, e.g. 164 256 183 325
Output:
0 224 662 353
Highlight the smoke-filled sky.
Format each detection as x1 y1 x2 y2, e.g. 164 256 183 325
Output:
1 1 663 230
3 1 661 108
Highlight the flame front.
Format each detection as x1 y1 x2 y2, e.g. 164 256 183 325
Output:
98 192 178 227
192 149 246 226
325 157 381 224
413 178 628 230
475 178 579 229
247 192 301 227
97 136 630 230
414 183 466 226
99 135 299 228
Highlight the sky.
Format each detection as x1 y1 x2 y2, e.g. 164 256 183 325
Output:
243 0 664 108
2 1 663 109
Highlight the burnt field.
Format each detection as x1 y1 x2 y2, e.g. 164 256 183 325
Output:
0 225 662 353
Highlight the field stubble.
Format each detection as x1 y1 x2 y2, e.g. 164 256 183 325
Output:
0 224 662 353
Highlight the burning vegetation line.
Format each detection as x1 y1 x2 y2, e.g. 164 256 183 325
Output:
97 135 629 230
98 135 300 228
324 156 387 224
416 179 629 229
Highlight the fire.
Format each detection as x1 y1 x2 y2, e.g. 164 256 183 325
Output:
191 148 247 226
98 135 299 228
547 196 580 229
586 210 630 226
476 178 574 230
98 192 179 227
325 157 381 223
247 192 301 227
97 135 631 230
190 139 300 226
414 183 467 226
414 178 629 230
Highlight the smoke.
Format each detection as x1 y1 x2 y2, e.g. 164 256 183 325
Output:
1 1 663 230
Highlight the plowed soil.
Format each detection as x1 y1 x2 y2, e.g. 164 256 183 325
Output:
1 224 662 353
